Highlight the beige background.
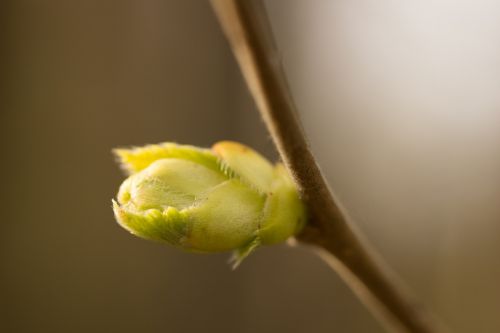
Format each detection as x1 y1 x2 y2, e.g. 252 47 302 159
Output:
1 1 499 332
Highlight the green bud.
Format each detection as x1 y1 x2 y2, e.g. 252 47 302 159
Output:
112 141 306 267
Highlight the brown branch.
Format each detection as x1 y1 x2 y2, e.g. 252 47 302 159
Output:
210 1 446 332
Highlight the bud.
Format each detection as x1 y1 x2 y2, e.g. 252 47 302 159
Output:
112 141 306 267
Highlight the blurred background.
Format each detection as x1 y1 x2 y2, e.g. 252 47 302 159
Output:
1 1 499 332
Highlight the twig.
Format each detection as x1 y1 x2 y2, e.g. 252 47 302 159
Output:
210 1 445 332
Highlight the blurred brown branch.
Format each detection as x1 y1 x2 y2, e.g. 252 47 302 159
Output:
210 1 445 332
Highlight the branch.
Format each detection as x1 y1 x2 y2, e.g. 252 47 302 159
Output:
210 1 445 332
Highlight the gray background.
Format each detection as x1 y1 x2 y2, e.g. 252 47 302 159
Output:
1 1 499 332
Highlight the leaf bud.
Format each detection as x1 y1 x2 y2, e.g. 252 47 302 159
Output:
112 141 306 266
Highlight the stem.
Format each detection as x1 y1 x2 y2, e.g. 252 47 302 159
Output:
210 1 445 332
